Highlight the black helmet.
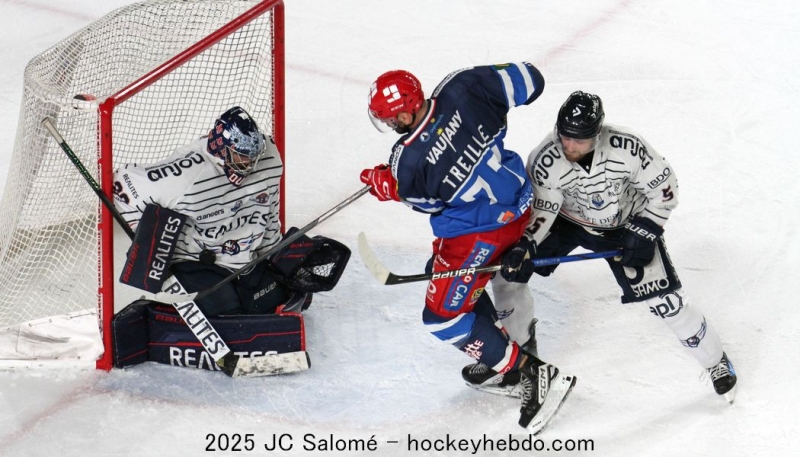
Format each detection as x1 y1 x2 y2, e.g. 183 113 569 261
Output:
556 91 604 139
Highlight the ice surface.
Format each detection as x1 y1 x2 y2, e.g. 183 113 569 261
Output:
2 1 799 456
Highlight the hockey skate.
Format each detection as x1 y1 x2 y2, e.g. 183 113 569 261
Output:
462 363 523 398
518 362 577 435
707 352 737 404
462 320 538 398
520 318 538 357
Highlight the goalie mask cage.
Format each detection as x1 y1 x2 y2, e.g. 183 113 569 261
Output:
0 0 284 370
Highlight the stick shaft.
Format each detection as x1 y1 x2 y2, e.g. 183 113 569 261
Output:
190 185 371 301
389 251 621 285
42 118 135 239
358 231 621 285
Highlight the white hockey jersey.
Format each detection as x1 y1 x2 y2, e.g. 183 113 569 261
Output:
113 137 283 271
525 123 679 244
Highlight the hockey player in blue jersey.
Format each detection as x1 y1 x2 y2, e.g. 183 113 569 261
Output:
360 63 575 433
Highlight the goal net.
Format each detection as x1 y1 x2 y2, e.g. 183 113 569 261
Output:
0 0 284 369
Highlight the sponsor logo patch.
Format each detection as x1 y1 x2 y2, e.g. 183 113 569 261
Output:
681 317 707 348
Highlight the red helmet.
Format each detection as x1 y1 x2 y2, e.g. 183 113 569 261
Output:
368 70 424 132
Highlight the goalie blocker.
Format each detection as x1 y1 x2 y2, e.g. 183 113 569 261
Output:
113 230 351 374
120 204 187 293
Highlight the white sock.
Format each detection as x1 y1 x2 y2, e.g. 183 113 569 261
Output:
490 277 535 346
645 288 724 369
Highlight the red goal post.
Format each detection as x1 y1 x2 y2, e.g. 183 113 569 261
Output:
0 0 285 370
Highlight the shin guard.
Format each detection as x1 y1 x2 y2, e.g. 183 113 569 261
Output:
645 288 724 368
490 277 536 349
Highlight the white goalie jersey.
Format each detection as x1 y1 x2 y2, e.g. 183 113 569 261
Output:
525 123 679 244
113 138 283 271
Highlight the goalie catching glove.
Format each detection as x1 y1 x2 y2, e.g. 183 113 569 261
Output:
269 227 351 292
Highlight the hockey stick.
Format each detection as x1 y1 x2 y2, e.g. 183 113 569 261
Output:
357 232 622 285
151 185 371 303
42 117 307 378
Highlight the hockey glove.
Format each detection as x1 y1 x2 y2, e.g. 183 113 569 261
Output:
359 164 400 202
619 216 664 267
500 237 537 283
270 227 352 292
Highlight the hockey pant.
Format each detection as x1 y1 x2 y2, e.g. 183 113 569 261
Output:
172 260 293 316
535 216 724 369
422 213 534 373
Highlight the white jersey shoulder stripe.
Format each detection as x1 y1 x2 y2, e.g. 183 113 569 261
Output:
497 69 516 108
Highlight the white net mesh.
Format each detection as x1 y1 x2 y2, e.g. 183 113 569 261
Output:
0 0 280 350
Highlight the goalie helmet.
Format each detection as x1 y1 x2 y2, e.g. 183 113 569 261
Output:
556 91 605 139
207 106 268 182
367 70 424 132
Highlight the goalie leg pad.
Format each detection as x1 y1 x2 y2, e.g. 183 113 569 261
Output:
112 301 306 372
111 300 150 368
148 304 305 371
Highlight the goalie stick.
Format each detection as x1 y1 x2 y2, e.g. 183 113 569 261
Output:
151 185 371 303
357 232 622 285
42 117 307 378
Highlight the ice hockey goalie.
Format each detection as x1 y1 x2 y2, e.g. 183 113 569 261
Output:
112 229 350 373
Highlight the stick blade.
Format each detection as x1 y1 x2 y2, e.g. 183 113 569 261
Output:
228 351 311 377
357 232 391 285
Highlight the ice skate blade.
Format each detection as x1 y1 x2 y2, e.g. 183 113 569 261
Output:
464 381 523 399
722 385 737 404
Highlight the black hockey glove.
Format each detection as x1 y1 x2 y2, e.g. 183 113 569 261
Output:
620 216 664 268
270 227 351 292
500 237 537 283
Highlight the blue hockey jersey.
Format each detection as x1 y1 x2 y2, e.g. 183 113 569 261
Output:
388 62 544 238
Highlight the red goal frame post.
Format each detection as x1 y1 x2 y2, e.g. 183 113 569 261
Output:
95 0 285 370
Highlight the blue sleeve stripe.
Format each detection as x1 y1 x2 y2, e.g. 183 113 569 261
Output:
497 62 536 107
